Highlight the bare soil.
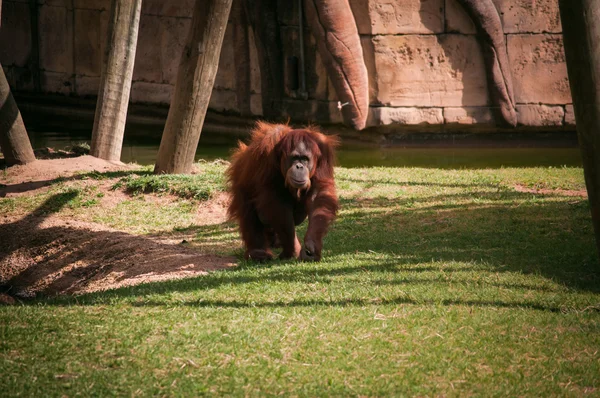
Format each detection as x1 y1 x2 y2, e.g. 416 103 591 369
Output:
0 157 236 300
1 155 133 197
2 155 132 180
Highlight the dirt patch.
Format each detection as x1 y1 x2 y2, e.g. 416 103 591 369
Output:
0 293 16 305
0 156 238 299
1 156 135 197
513 184 588 197
1 155 133 183
195 192 231 226
0 215 236 298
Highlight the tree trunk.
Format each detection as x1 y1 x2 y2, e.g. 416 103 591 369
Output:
245 0 283 120
90 0 142 162
0 64 36 166
558 0 600 258
232 0 252 117
154 0 233 174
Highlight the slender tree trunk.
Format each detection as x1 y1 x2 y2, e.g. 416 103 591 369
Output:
29 0 42 92
0 0 35 166
558 0 600 258
90 0 142 162
245 0 283 120
0 64 36 166
154 0 233 174
232 0 252 117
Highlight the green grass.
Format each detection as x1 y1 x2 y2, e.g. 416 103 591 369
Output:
93 197 199 234
0 185 101 216
1 163 599 396
0 161 227 233
113 161 226 200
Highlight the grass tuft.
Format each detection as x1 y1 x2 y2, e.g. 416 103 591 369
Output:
70 142 90 156
113 162 226 200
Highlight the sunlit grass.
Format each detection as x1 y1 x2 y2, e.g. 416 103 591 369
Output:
1 162 599 396
112 161 226 200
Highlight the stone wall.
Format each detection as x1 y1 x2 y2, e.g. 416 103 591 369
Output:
0 0 260 113
354 0 573 131
0 0 574 132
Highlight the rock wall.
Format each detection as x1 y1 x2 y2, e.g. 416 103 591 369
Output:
0 0 574 132
354 0 572 131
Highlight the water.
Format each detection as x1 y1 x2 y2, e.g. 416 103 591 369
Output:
27 129 583 169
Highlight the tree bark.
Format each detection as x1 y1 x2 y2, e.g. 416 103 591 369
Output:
90 0 142 162
559 0 600 258
0 64 36 166
232 0 252 117
154 0 233 174
245 0 283 120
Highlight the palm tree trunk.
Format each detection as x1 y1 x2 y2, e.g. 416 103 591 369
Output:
0 64 36 166
90 0 142 162
154 0 233 174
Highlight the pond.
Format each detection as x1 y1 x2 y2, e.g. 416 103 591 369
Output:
27 128 583 169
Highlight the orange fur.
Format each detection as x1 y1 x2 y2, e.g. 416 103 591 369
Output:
226 121 339 261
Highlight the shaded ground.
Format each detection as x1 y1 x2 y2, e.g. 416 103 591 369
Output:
0 157 235 298
0 215 235 298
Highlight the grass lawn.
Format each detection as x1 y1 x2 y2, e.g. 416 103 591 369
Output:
1 162 599 396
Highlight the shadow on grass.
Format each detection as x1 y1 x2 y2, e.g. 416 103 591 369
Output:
336 175 500 189
332 193 598 291
43 259 588 311
337 188 549 210
35 187 598 309
127 297 576 313
3 181 599 304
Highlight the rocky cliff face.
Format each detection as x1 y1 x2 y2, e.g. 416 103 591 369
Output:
0 0 573 133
